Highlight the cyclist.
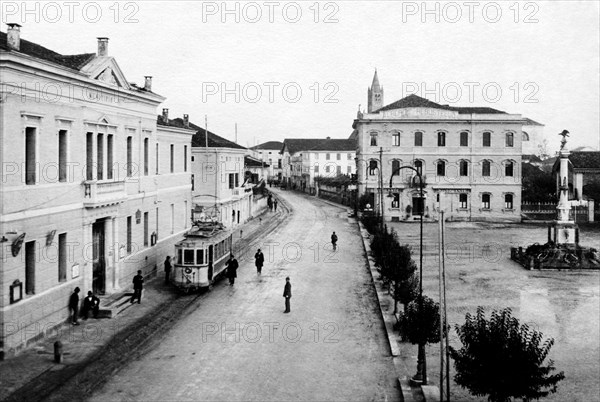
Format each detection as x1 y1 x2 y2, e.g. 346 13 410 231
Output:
331 231 338 251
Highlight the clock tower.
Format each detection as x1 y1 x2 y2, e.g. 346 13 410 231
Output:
367 69 384 113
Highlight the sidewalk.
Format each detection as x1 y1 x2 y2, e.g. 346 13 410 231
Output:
0 201 288 402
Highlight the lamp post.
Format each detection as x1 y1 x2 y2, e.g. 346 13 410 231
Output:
389 165 427 385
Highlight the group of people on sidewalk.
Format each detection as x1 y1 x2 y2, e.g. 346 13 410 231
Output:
68 288 100 325
267 194 278 212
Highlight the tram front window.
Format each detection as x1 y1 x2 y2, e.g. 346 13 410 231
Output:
184 249 195 265
196 249 204 265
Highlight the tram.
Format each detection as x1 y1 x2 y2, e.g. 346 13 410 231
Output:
172 220 232 293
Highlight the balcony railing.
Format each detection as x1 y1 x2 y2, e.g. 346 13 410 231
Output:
83 180 127 208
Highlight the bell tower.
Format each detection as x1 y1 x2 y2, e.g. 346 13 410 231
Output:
367 69 384 113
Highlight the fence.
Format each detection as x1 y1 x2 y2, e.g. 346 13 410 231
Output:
521 201 594 222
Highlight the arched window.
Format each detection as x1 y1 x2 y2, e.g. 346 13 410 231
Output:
482 132 491 147
414 132 423 147
437 160 446 176
505 194 514 209
505 132 514 147
460 131 469 147
482 193 491 209
392 132 400 146
482 160 491 177
414 160 423 175
438 131 446 146
369 160 378 175
522 131 530 141
505 160 514 177
370 132 378 146
460 160 469 176
391 159 400 175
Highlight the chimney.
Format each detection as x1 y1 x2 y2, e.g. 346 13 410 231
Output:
7 23 22 51
97 37 109 56
162 108 169 123
183 114 189 128
144 76 152 91
326 136 331 140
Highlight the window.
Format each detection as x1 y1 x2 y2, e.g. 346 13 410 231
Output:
414 160 423 175
392 159 400 176
107 134 113 179
437 131 446 146
326 165 331 173
460 160 468 176
482 160 491 177
191 174 194 191
482 193 491 209
505 132 514 147
437 160 446 176
414 131 423 147
369 160 378 176
347 153 352 160
144 138 149 176
522 132 530 141
392 132 400 146
314 164 319 174
155 143 159 175
171 204 175 234
370 132 378 146
505 194 514 209
58 233 67 282
97 134 104 180
127 216 132 253
460 131 468 147
326 153 331 160
58 130 67 182
25 241 35 294
229 173 235 189
86 132 93 180
391 193 400 209
278 159 282 169
196 249 204 265
347 166 352 174
459 193 468 209
336 166 341 174
184 249 195 265
143 212 149 247
170 144 174 173
505 161 514 177
235 173 239 187
336 153 341 160
127 136 133 177
26 127 36 185
483 132 491 147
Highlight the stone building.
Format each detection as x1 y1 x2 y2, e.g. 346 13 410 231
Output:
250 141 283 182
354 72 530 222
0 25 193 354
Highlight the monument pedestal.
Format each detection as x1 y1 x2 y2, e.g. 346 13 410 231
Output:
548 221 579 246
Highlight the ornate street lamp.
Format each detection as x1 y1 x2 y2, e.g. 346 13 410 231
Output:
389 165 427 385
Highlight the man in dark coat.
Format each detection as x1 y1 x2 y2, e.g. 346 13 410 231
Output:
164 255 172 284
274 200 278 212
82 291 100 319
254 249 265 274
69 287 81 325
226 255 239 285
283 277 292 313
130 270 144 304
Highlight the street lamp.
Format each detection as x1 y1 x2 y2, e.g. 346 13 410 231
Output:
389 165 427 385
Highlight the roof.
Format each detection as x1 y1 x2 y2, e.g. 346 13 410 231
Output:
1 30 95 71
251 141 283 150
282 138 356 154
569 151 600 169
245 155 269 167
157 116 195 130
522 117 544 126
189 122 247 150
522 154 543 163
374 94 507 115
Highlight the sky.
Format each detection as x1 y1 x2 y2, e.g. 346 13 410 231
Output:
2 0 599 153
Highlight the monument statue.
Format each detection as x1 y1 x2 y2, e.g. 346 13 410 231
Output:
559 129 569 150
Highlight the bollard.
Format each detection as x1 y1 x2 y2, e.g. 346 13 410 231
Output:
240 230 243 238
54 340 63 363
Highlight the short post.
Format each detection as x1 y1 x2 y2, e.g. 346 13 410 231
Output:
54 340 63 363
240 230 243 238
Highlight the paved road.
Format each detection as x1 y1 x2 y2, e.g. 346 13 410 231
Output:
89 190 400 402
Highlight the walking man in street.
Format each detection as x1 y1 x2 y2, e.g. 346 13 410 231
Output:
164 255 172 284
130 270 144 304
274 199 278 212
69 287 80 325
255 248 265 274
331 231 338 251
283 277 292 313
226 254 239 285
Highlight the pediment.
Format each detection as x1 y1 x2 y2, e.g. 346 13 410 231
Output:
79 57 131 90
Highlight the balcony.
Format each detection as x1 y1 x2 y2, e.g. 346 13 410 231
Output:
83 180 127 208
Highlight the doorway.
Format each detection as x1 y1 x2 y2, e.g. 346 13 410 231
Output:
92 220 106 295
208 245 214 280
412 197 424 216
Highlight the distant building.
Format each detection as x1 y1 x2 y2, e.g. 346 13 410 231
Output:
354 71 528 222
280 138 356 193
552 151 600 201
521 118 546 157
250 141 283 181
0 25 193 353
190 125 253 228
244 155 269 182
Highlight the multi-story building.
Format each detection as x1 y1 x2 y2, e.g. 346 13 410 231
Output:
280 138 356 193
354 72 530 222
0 25 193 354
250 141 283 182
521 117 546 158
190 125 253 228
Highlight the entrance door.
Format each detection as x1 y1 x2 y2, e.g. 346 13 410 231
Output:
412 197 424 216
92 220 106 295
208 245 214 280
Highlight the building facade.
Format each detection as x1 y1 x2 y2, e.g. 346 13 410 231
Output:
250 141 283 182
0 26 193 354
190 126 253 229
280 138 356 193
354 74 528 222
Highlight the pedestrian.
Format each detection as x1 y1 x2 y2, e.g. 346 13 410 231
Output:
331 231 338 251
274 199 278 212
82 291 100 319
226 254 239 285
283 277 292 313
267 194 273 211
164 255 172 284
254 248 265 274
69 287 81 325
130 270 144 304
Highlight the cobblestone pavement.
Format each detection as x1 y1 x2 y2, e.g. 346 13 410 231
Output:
388 220 600 402
89 189 401 402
